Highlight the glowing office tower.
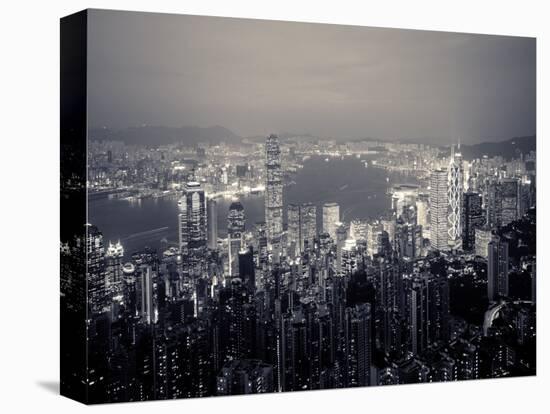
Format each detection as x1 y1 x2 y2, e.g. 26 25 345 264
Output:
430 169 449 251
265 134 283 248
87 224 107 315
322 202 340 241
178 181 207 256
207 198 219 249
300 202 317 251
447 144 464 249
228 200 245 276
105 240 124 296
287 203 301 256
416 194 429 233
488 237 509 302
350 219 368 241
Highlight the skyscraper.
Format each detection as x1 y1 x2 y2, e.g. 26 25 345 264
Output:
140 266 154 325
416 194 429 238
178 181 207 256
322 202 340 240
207 198 219 249
105 240 124 296
344 303 372 387
430 169 448 251
474 227 492 259
488 238 509 302
287 203 301 256
408 273 449 355
448 144 464 249
265 134 283 248
238 247 256 293
87 224 107 315
501 178 520 226
286 203 317 253
228 200 245 276
462 192 484 251
300 202 317 251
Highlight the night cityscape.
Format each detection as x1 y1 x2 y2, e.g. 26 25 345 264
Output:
61 131 536 402
59 10 536 405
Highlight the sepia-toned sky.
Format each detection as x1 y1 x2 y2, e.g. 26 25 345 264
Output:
87 9 536 144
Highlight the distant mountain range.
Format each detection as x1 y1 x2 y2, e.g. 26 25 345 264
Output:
89 125 535 160
89 125 241 147
446 136 536 161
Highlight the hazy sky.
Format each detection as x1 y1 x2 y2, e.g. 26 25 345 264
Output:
88 9 536 144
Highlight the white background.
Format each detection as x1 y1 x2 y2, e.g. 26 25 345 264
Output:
0 0 548 411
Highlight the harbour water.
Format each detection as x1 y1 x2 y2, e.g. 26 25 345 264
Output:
89 155 418 254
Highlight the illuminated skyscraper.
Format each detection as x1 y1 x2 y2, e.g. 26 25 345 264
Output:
286 202 317 253
140 266 154 325
500 178 520 226
207 198 219 249
344 303 372 387
287 203 301 256
87 224 107 315
448 144 464 249
475 227 492 258
488 238 509 302
178 181 207 255
430 169 448 251
350 219 368 241
228 200 245 276
366 222 384 258
416 194 429 238
300 202 317 251
265 134 283 248
106 240 124 296
462 192 484 251
322 202 340 240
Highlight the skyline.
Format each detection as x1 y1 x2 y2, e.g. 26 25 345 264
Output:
87 9 535 145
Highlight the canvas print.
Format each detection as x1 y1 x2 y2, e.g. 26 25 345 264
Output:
60 9 536 404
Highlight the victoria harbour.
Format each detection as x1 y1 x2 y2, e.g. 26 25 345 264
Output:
90 155 417 254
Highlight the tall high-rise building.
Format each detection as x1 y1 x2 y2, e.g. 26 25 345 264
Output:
287 203 301 256
322 202 340 240
350 219 368 241
87 224 107 315
488 238 509 302
501 178 520 226
430 169 448 251
178 181 207 255
344 303 372 387
238 247 256 293
106 241 124 296
392 184 419 218
300 203 317 251
475 227 492 258
286 203 317 253
228 200 245 276
462 192 484 251
207 198 219 249
265 134 283 248
448 144 464 249
140 266 154 325
486 180 503 228
408 273 449 355
336 224 348 275
341 239 358 275
416 194 429 238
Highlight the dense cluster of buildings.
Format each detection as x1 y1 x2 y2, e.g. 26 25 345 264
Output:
61 134 536 403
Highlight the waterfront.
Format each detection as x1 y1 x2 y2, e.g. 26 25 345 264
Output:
89 155 419 254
